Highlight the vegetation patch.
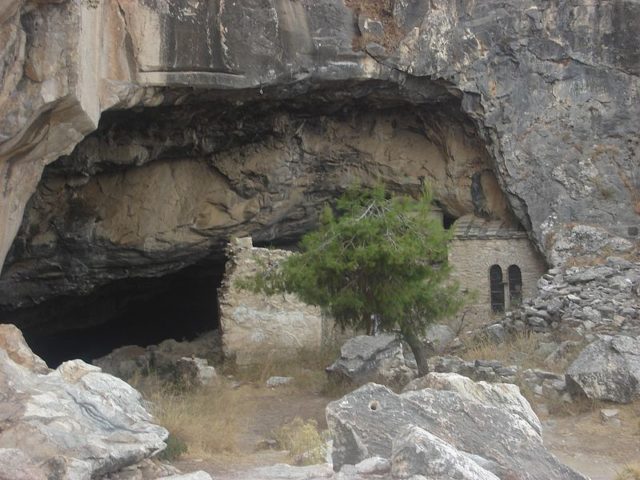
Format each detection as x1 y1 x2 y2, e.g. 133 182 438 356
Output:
616 465 640 480
344 0 406 51
158 432 188 461
133 375 248 458
460 331 549 371
274 417 327 465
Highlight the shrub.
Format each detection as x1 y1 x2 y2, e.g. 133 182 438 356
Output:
158 432 188 461
274 417 326 465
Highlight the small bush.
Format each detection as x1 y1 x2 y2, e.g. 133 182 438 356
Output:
274 417 326 465
158 432 188 461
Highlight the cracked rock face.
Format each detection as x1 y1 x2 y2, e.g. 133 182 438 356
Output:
566 335 640 403
1 100 506 316
0 324 168 479
326 376 587 479
1 0 639 330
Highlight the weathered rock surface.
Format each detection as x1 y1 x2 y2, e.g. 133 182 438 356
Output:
219 237 326 365
0 323 49 374
403 372 541 435
566 335 640 403
1 0 639 332
422 355 571 404
1 104 498 315
326 334 416 387
100 458 182 480
0 448 47 480
391 425 500 480
158 472 213 480
0 325 168 479
326 375 586 479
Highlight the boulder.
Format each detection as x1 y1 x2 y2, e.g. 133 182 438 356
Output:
403 372 540 435
174 357 217 388
423 324 456 353
0 323 49 374
566 335 640 403
326 375 586 479
391 425 499 480
326 334 415 387
354 456 391 475
0 448 47 480
0 330 168 479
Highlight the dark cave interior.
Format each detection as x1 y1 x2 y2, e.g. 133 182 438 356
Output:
9 261 224 367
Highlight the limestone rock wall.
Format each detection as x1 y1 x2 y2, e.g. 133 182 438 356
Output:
1 0 639 325
218 237 326 365
0 106 499 312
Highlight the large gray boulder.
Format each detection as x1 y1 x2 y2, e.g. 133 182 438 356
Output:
403 372 541 436
391 425 499 480
0 327 168 479
326 374 586 479
326 334 415 387
566 335 640 403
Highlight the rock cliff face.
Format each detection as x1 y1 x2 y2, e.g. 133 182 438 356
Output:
1 1 638 333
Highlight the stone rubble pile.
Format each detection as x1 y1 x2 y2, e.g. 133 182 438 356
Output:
501 257 639 338
413 355 572 404
93 330 221 387
473 257 640 403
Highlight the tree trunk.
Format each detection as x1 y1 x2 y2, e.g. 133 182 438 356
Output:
402 330 431 377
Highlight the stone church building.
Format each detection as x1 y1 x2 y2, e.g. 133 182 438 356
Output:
447 215 547 326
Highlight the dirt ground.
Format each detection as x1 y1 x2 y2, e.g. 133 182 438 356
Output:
173 385 332 478
541 404 640 480
172 384 640 480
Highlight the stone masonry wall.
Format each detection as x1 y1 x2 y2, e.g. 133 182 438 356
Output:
218 237 326 365
449 237 547 326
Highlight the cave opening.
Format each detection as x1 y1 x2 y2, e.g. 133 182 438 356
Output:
8 260 225 368
0 81 525 369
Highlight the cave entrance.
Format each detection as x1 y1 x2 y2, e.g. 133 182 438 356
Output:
16 261 225 368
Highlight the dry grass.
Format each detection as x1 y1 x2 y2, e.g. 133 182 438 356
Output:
273 417 327 465
460 330 585 374
617 464 640 480
226 344 342 394
460 331 548 371
132 375 250 459
129 346 344 461
546 392 603 417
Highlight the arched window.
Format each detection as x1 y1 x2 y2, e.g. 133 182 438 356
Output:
489 265 504 313
508 265 523 307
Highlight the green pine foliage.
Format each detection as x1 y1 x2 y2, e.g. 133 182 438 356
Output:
239 184 463 372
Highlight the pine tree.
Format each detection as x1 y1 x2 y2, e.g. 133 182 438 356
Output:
245 185 463 374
